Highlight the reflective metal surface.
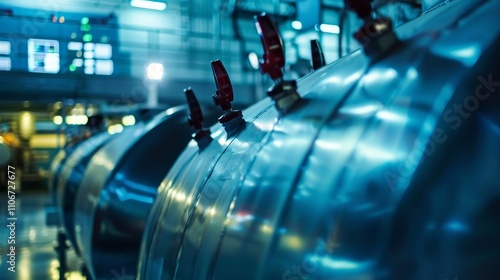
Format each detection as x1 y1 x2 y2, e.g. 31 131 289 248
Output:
49 138 88 207
56 132 115 255
48 149 69 206
72 105 219 279
138 1 500 279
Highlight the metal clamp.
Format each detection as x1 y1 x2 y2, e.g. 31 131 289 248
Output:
254 13 301 114
211 59 246 136
184 87 212 149
344 0 400 58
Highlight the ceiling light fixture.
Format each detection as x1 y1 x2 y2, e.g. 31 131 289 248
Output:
130 0 167 11
147 62 164 80
317 24 340 34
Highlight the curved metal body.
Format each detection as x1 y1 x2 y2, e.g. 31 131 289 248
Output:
73 105 219 279
138 1 500 279
56 132 115 255
49 143 80 206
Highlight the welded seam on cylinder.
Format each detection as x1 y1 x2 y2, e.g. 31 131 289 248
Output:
138 150 198 278
171 104 276 279
205 110 282 280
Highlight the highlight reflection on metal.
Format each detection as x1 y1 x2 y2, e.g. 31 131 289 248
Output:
56 132 115 255
48 143 81 207
138 1 500 280
65 105 219 279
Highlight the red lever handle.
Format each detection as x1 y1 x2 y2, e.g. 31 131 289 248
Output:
254 13 285 80
211 59 234 111
184 87 204 130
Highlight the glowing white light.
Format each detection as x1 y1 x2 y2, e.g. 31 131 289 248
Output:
95 60 113 75
68 42 83 51
174 192 186 202
84 43 95 51
44 53 60 73
316 139 342 151
107 124 124 135
450 46 478 59
0 57 11 71
291 20 302 30
320 257 360 269
207 207 216 217
166 108 177 115
147 62 163 80
66 115 88 125
72 58 83 67
53 116 63 125
84 66 95 75
84 59 95 67
28 39 60 74
345 104 380 115
130 0 167 10
376 110 407 123
248 52 259 70
363 68 398 84
0 41 11 55
94 43 112 59
122 115 136 126
319 24 340 34
84 51 95 59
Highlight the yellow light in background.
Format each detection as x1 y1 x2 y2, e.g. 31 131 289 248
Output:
283 235 303 250
29 228 37 241
261 224 273 234
122 115 136 126
59 16 65 23
53 101 62 110
30 134 66 149
107 124 124 135
65 115 88 125
65 272 86 280
19 252 32 280
50 259 59 280
53 116 63 125
72 103 85 115
86 104 97 116
19 111 36 138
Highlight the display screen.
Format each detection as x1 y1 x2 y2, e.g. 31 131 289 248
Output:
0 41 10 55
0 57 11 71
68 42 113 75
28 39 60 74
0 11 119 75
